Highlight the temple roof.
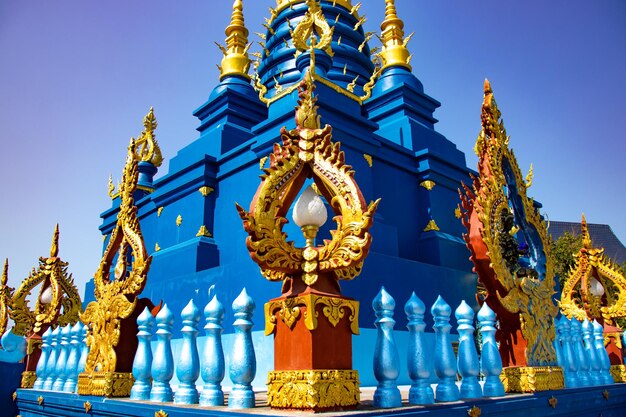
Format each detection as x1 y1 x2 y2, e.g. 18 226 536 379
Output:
550 220 626 264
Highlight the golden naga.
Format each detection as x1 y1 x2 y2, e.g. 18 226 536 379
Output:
560 215 626 325
134 107 163 167
237 69 379 293
10 225 82 337
79 138 153 396
0 259 14 339
459 80 559 370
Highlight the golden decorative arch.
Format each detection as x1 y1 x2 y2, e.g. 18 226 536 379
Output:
80 138 151 378
291 0 334 57
237 70 379 290
460 80 558 368
560 215 626 325
9 225 81 337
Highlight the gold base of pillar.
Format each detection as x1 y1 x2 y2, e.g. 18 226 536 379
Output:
77 371 134 397
501 366 564 393
267 369 360 410
20 371 36 388
610 364 626 382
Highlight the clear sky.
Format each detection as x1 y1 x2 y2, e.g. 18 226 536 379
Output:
0 0 624 296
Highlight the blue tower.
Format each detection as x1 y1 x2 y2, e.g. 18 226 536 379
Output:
86 0 476 369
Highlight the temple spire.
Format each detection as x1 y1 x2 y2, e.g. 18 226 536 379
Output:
379 0 413 70
219 0 252 80
50 224 60 258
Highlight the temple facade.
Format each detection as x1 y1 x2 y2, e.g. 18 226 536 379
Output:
86 0 476 346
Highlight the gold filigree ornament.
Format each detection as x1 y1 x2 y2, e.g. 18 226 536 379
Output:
461 80 559 367
559 214 626 325
237 70 379 289
291 0 334 57
79 138 152 395
0 259 14 338
10 225 81 337
134 107 163 168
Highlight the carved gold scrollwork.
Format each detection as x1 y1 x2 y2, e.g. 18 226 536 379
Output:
265 294 359 335
560 215 626 325
80 138 151 375
9 225 81 337
238 71 379 289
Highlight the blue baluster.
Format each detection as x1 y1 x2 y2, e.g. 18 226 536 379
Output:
228 288 256 409
558 316 578 388
175 300 201 404
477 303 504 397
432 296 459 402
571 318 591 386
33 327 51 390
51 325 69 391
151 304 174 402
553 317 564 369
43 326 60 390
62 322 81 393
200 294 225 406
372 287 401 408
455 300 482 399
77 323 88 375
131 307 154 400
582 319 602 386
405 292 434 405
593 320 614 385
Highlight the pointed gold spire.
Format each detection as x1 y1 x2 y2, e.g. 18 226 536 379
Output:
379 0 413 70
295 70 321 130
135 107 163 167
219 0 252 80
50 224 60 258
581 214 593 249
1 259 7 286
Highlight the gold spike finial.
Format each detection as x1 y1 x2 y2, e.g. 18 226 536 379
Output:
379 0 412 70
295 70 321 130
1 259 7 286
220 0 252 80
135 107 163 167
581 214 592 249
50 224 60 258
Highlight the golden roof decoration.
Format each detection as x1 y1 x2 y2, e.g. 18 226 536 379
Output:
81 138 152 373
291 0 334 57
379 0 413 70
276 0 353 14
134 107 163 167
559 214 626 325
9 225 82 336
0 259 14 338
217 0 252 80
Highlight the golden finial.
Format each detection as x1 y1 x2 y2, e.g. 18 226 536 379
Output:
107 174 115 198
1 259 7 286
219 0 252 80
379 0 413 70
581 214 592 249
135 107 163 167
295 70 321 130
50 224 60 258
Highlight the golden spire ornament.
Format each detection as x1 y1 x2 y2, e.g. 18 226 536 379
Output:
134 107 163 167
218 0 252 80
0 259 13 340
379 0 413 70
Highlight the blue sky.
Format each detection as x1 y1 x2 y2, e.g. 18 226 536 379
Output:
0 0 624 295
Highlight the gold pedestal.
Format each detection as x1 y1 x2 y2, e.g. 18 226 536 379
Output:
267 369 360 410
501 366 564 393
610 364 626 382
20 371 36 388
77 371 134 397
